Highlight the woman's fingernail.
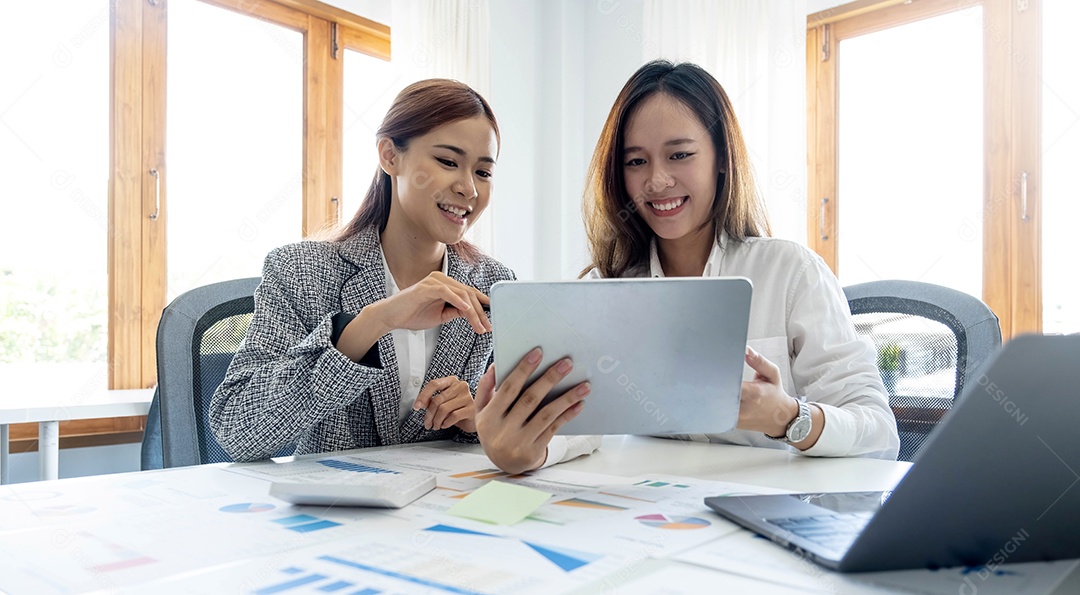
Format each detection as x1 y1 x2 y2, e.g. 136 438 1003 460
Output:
557 358 572 374
576 382 591 396
528 347 542 364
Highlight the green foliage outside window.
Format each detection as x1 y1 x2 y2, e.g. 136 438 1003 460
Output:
0 269 107 363
877 342 902 372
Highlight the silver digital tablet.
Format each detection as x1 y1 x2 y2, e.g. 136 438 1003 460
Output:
490 277 752 435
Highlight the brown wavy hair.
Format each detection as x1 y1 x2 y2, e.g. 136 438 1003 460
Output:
582 60 771 278
333 79 500 262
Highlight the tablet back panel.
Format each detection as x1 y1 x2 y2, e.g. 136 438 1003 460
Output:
490 278 752 435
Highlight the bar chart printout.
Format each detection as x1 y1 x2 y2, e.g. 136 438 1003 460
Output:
251 563 468 595
224 543 560 595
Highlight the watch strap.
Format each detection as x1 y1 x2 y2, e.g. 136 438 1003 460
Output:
766 399 811 444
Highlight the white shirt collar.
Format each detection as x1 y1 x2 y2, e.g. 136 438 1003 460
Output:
383 249 450 294
648 231 729 278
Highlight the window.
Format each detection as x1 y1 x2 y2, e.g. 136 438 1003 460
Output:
835 9 983 299
341 49 398 223
0 1 121 447
1041 1 1080 334
1 0 389 450
166 0 305 301
807 0 1057 338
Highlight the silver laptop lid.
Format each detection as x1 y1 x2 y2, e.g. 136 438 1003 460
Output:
490 277 752 435
705 333 1080 573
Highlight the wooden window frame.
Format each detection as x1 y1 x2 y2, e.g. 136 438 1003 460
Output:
11 0 389 453
806 0 1042 340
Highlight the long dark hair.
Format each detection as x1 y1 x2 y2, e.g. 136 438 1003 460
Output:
582 60 771 278
334 79 500 261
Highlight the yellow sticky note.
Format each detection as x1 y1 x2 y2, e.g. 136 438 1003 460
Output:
446 480 552 525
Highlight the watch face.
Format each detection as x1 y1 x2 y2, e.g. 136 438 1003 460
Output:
787 416 812 443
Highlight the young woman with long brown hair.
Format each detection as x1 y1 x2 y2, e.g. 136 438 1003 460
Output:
583 61 898 458
212 79 598 473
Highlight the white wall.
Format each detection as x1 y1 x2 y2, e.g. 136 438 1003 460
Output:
805 0 847 15
579 0 648 275
490 0 645 280
487 0 541 279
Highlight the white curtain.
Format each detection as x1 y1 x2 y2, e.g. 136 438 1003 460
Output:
643 0 807 243
391 0 495 254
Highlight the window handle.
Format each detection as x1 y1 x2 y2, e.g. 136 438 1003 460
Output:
820 197 829 241
1020 171 1030 222
149 168 160 221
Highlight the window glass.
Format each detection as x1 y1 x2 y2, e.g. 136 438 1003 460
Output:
837 9 983 299
1042 1 1080 334
0 2 110 389
166 1 303 301
341 49 398 227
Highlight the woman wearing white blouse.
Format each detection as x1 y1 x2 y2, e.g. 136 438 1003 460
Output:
580 61 899 459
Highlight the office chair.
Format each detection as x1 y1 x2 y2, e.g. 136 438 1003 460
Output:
141 277 293 469
843 280 1001 462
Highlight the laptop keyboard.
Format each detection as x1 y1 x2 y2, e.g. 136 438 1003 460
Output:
770 511 875 552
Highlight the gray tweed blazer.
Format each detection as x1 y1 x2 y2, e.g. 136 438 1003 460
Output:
210 225 515 462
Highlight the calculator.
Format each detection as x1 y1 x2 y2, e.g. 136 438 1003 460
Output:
268 460 437 509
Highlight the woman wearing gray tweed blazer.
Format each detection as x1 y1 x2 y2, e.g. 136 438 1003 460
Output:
210 79 599 474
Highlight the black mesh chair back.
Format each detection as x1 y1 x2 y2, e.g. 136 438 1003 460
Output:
843 280 1001 462
141 277 293 469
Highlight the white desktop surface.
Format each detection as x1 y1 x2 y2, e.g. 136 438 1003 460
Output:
0 437 1075 594
0 387 154 484
553 435 913 492
0 387 155 424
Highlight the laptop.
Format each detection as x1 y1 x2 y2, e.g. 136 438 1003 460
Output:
489 277 752 435
705 333 1080 572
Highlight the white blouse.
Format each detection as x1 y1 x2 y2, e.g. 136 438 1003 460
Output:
382 252 443 426
590 233 899 459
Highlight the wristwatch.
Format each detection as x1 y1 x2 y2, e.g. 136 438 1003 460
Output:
767 399 812 444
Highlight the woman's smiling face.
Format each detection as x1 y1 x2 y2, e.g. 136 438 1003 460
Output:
622 92 721 242
383 115 498 246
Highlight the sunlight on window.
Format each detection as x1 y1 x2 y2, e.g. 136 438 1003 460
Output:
1042 1 1080 334
837 9 983 299
166 1 303 302
0 2 109 388
341 50 400 227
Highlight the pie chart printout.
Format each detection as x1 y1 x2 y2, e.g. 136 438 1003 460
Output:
635 513 711 530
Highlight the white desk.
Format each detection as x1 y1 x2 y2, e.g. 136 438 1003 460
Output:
550 434 913 492
0 437 1075 594
0 387 154 484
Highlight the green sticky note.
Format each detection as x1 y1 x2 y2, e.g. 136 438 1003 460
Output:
446 480 552 525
